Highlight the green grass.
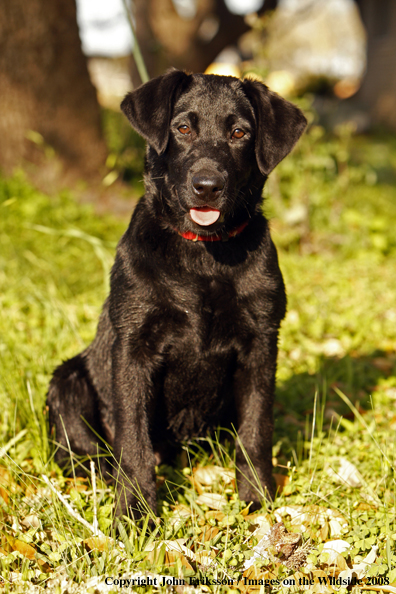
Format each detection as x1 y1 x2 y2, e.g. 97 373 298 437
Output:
0 123 396 593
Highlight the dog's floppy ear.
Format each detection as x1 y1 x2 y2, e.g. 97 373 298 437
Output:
121 69 189 155
242 79 307 176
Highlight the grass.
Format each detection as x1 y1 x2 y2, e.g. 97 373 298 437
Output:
0 118 396 593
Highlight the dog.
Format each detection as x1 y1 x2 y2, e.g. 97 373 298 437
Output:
47 69 306 517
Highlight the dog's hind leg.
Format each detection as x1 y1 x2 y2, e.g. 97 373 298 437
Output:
47 354 112 478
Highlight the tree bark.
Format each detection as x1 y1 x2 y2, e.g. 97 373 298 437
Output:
130 0 277 86
354 0 396 129
0 0 107 177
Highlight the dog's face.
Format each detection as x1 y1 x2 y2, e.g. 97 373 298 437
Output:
121 70 306 235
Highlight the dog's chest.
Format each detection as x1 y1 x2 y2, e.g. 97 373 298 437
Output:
157 278 247 439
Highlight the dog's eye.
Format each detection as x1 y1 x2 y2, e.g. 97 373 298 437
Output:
178 125 191 135
232 129 245 139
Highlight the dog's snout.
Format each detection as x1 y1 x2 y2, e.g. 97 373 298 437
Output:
192 172 225 201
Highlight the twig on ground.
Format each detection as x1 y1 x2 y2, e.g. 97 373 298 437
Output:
0 429 28 458
42 474 106 538
90 460 99 536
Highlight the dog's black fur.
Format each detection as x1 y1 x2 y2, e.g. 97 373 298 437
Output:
47 70 306 516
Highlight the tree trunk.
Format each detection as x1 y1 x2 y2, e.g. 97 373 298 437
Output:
130 0 277 86
0 0 107 177
354 0 396 130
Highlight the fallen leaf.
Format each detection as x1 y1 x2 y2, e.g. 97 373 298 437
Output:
195 550 215 567
354 501 377 512
275 505 348 538
145 538 196 569
187 475 204 495
202 525 219 542
318 522 329 541
7 536 36 560
84 537 113 552
245 513 272 537
36 557 52 572
319 548 348 571
145 539 194 570
0 467 11 504
21 514 41 529
164 550 194 571
0 486 8 504
241 565 279 593
196 493 227 510
193 465 234 485
205 510 225 522
65 477 88 493
274 474 289 493
322 539 350 556
169 504 193 531
327 457 363 487
339 545 378 580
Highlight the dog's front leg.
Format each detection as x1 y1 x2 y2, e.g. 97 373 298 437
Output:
112 338 158 518
233 335 278 509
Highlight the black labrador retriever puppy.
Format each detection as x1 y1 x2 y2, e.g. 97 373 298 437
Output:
47 70 306 516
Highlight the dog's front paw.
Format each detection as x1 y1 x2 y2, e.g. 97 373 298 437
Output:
236 467 275 510
114 478 157 521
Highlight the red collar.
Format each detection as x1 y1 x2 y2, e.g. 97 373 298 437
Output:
176 220 249 242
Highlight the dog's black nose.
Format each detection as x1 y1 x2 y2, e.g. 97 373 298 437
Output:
192 172 225 201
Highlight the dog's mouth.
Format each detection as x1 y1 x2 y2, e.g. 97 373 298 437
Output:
189 206 221 227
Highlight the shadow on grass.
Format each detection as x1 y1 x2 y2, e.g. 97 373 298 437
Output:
274 349 396 449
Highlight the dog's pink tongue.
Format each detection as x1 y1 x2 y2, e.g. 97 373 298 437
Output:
190 207 221 226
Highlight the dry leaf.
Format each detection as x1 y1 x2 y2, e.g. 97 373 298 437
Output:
321 539 350 564
65 477 88 493
326 509 349 537
37 558 52 572
242 565 279 592
245 513 272 537
84 537 113 552
193 466 234 486
339 545 378 581
21 514 41 529
195 550 215 567
354 501 377 512
205 510 225 522
274 473 289 493
0 486 8 505
170 503 192 516
164 550 194 571
24 484 37 499
145 538 196 571
7 536 36 560
327 458 363 487
319 549 348 571
312 579 335 594
187 475 204 494
169 504 193 530
196 493 227 510
202 525 219 542
0 467 11 504
275 505 348 538
318 522 329 541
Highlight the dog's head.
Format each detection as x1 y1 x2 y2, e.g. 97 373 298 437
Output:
121 69 306 235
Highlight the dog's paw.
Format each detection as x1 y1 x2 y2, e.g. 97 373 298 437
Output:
237 469 275 510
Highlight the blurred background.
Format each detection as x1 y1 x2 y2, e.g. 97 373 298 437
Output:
1 0 396 197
